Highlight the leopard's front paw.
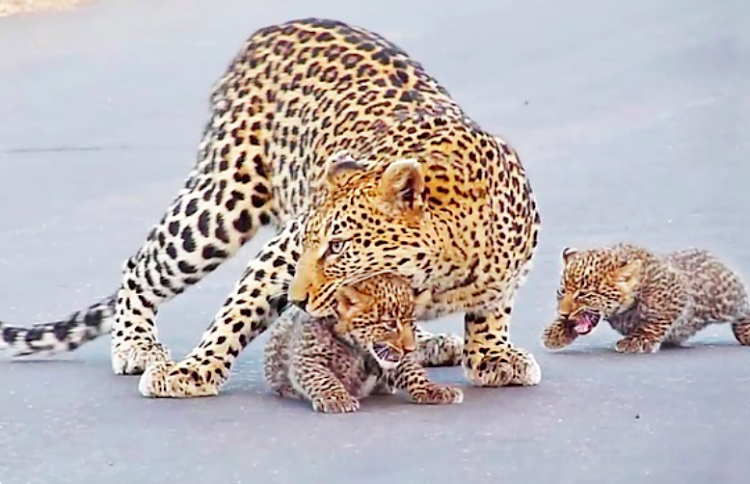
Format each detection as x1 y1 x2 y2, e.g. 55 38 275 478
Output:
311 394 360 414
508 347 542 386
464 347 542 387
111 339 171 375
541 322 576 350
418 333 464 367
409 384 464 405
139 359 221 398
615 334 661 354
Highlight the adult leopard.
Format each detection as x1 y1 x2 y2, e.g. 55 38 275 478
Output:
2 18 542 397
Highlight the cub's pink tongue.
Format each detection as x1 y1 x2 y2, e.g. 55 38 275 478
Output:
573 317 594 335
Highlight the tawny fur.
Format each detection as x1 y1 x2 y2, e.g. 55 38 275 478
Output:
541 243 750 353
1 18 541 398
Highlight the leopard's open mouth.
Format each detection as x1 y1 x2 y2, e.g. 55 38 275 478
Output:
569 310 601 335
368 343 403 370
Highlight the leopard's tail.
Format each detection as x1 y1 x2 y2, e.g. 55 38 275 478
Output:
0 294 117 357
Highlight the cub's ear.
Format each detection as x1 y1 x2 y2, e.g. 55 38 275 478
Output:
335 285 366 319
378 159 425 213
324 150 366 191
561 247 578 263
616 259 642 283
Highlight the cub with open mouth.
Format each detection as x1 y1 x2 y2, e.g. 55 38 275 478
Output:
263 274 463 413
541 244 750 354
569 309 601 336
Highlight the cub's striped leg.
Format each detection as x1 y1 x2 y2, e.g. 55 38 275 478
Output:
394 354 463 405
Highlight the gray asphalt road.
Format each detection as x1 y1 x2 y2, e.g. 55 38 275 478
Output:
1 1 749 483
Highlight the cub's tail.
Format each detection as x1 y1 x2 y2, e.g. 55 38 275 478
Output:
1 294 116 357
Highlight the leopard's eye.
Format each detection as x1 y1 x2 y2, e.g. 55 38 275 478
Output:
325 238 346 257
380 320 399 331
556 288 564 299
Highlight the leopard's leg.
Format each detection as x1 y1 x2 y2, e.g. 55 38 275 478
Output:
394 354 463 405
112 95 274 375
412 324 463 367
463 286 542 387
541 317 578 350
731 314 750 346
139 218 302 398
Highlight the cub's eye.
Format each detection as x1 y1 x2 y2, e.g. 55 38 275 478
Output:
325 239 346 257
556 288 564 299
380 320 399 331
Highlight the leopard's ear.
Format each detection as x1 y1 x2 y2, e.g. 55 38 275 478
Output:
561 247 578 264
378 158 425 214
324 150 366 192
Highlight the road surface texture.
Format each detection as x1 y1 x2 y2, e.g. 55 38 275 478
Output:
1 1 749 483
0 0 94 18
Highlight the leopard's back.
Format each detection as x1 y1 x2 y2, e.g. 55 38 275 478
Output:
214 17 466 222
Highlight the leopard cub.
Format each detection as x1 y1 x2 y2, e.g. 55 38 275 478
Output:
263 274 464 413
541 243 750 353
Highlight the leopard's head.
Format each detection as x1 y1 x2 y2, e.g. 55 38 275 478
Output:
289 150 437 317
331 274 427 370
555 246 643 336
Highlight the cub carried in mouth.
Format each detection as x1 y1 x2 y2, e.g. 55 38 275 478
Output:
541 243 750 354
264 274 463 413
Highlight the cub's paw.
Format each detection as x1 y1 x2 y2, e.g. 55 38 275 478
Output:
111 339 171 375
139 359 221 398
311 394 360 414
410 384 464 405
541 322 576 350
418 333 464 367
732 320 750 345
615 335 661 354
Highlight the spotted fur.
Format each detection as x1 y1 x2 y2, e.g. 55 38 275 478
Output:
2 18 542 397
264 275 463 413
541 244 750 353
